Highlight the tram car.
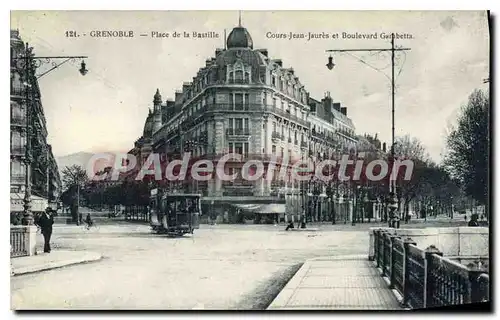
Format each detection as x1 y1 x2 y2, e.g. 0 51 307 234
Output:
149 189 201 237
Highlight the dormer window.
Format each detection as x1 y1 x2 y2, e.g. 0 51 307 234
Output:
235 70 243 82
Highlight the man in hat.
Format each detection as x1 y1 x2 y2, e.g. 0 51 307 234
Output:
38 207 55 253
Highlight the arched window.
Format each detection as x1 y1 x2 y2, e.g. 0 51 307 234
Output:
235 70 243 82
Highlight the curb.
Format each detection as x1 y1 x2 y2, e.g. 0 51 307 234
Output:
11 253 103 276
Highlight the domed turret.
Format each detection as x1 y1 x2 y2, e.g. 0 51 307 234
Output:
226 14 253 49
153 88 162 105
143 111 153 137
227 26 253 49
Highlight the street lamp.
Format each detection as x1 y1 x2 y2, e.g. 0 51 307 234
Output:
363 191 370 223
325 34 410 229
11 42 88 225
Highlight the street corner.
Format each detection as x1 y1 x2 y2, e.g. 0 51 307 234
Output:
11 250 103 276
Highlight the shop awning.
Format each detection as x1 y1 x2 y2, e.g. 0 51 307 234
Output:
232 203 286 214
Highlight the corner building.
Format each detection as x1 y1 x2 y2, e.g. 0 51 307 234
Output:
140 23 357 221
10 30 61 221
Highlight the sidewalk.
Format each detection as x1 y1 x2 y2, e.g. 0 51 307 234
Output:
11 250 102 276
268 255 404 310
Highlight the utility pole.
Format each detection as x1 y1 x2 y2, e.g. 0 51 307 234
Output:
325 33 410 229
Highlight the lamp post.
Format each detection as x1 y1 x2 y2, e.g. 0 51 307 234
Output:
12 42 88 226
326 34 409 229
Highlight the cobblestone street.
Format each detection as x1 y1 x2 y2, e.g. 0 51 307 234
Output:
11 224 368 310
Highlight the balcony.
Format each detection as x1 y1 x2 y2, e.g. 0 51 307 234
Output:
197 131 208 143
222 179 254 187
11 146 25 156
312 130 325 139
227 79 251 85
11 174 25 184
11 115 26 126
10 86 25 97
226 128 250 136
271 131 281 142
301 141 308 149
264 105 309 128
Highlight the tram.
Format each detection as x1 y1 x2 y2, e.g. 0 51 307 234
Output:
149 189 201 236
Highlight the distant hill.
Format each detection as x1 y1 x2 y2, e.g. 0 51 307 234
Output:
55 150 126 174
56 152 96 171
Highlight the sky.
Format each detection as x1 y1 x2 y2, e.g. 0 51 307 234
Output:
10 10 490 162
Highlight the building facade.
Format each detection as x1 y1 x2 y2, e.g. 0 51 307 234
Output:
131 23 358 222
10 30 61 220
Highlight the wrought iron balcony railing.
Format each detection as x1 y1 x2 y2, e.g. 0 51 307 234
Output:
11 115 26 126
11 173 25 184
226 128 251 136
11 146 25 156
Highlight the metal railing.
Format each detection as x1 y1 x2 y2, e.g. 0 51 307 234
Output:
11 146 26 156
373 229 490 309
124 205 148 222
11 115 26 126
226 128 251 136
10 226 29 257
11 173 25 184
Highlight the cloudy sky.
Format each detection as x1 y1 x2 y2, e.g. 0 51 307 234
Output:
11 10 489 162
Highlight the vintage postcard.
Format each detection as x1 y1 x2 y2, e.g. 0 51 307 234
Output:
9 10 490 311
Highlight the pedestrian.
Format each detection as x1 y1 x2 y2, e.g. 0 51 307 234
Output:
468 214 479 227
285 220 295 231
38 207 54 253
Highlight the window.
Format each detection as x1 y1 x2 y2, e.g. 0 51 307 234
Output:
234 93 243 110
273 97 277 108
244 93 249 108
272 122 277 133
245 72 250 83
235 118 243 129
280 147 284 158
235 143 243 155
272 145 276 154
235 70 243 82
272 76 276 87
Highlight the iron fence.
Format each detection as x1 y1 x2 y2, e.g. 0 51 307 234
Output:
372 229 490 309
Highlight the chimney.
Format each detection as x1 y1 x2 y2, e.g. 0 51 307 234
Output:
288 68 294 75
215 48 223 56
274 59 282 67
206 59 212 67
382 142 387 152
182 82 191 93
333 103 341 112
174 90 183 105
340 107 347 116
257 49 268 57
166 99 175 108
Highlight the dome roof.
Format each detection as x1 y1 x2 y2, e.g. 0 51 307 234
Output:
143 111 153 137
227 26 253 49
